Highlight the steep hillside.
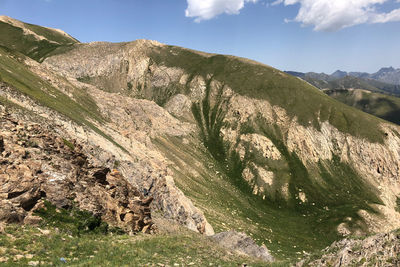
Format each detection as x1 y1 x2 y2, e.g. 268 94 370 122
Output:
0 15 78 62
43 41 400 251
299 228 400 266
0 105 272 266
325 89 400 125
1 17 400 264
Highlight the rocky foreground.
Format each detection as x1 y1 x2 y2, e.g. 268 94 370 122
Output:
0 105 275 264
0 107 154 234
298 229 400 266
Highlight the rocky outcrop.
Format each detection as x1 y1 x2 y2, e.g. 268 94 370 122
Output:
222 94 400 232
212 231 274 262
298 229 400 266
0 78 214 236
41 40 400 235
0 110 153 234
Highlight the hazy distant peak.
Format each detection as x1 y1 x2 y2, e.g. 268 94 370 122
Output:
331 70 348 78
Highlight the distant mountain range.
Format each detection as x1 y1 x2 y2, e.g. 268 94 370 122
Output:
286 68 400 96
287 67 400 85
285 68 400 125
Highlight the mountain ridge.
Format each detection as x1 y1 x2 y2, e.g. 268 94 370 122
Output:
1 16 400 265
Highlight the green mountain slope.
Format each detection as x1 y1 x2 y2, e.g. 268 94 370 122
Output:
1 17 400 264
44 41 396 256
286 70 400 96
0 15 78 62
149 46 385 143
324 88 400 125
0 47 125 151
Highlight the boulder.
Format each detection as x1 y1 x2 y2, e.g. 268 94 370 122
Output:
212 231 274 262
0 111 154 234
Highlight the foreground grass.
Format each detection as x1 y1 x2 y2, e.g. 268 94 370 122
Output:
0 223 279 267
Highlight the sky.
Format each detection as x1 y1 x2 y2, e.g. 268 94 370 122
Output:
1 0 400 73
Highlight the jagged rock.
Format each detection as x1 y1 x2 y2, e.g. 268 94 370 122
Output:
298 229 400 266
0 136 4 152
0 111 153 234
212 231 274 262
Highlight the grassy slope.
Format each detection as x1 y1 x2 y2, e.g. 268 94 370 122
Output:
0 225 269 267
148 47 386 261
325 89 400 125
153 83 382 261
308 75 384 92
0 47 126 151
150 46 386 144
0 21 393 263
0 20 77 62
0 204 271 267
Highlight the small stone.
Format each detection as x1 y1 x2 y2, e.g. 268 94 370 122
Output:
39 229 51 235
14 255 24 260
0 136 4 152
24 215 42 225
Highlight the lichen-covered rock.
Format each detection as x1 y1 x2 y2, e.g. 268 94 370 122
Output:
0 111 153 234
212 231 274 262
298 229 400 266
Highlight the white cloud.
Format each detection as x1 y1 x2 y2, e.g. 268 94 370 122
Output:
185 0 258 22
280 0 400 31
185 0 400 31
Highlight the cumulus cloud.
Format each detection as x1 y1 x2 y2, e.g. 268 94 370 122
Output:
280 0 400 31
185 0 258 22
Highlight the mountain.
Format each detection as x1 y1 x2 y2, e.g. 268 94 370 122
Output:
286 70 400 125
288 67 400 90
331 67 400 85
330 70 348 79
1 17 400 265
324 88 400 125
371 67 400 85
0 15 78 62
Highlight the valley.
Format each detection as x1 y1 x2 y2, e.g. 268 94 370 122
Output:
1 16 400 266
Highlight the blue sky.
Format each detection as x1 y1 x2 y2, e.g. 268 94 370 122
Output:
1 0 400 73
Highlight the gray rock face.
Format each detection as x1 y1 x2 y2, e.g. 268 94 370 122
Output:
0 110 154 234
298 229 400 266
41 40 400 235
212 231 274 262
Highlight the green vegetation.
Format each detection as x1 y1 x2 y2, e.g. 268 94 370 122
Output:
151 46 386 143
396 197 400 213
0 47 127 152
1 201 272 265
298 73 400 97
325 89 400 125
34 201 111 236
153 76 382 261
62 138 75 150
0 19 77 62
0 223 270 266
